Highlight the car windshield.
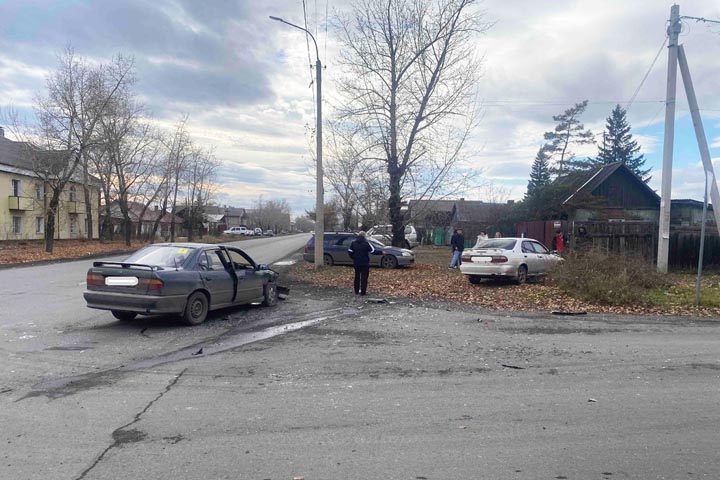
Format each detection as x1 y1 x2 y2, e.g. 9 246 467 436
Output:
475 239 517 250
123 245 196 267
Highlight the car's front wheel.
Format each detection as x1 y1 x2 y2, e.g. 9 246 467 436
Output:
111 310 137 321
515 265 528 285
381 255 398 269
182 291 209 326
263 282 278 307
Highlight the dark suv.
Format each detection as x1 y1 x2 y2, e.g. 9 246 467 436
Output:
303 232 415 268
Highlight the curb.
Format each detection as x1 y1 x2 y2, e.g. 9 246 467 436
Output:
0 249 139 270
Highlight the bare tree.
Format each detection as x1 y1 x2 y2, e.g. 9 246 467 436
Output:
22 49 135 252
164 117 192 242
335 0 489 246
250 196 291 233
184 147 219 241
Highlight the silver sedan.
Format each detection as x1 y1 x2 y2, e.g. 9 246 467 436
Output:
459 237 562 284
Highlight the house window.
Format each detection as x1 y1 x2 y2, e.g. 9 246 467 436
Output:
12 216 21 234
36 217 44 234
70 216 78 234
35 183 44 200
12 179 20 197
69 186 77 202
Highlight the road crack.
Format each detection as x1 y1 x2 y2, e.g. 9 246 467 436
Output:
74 368 187 480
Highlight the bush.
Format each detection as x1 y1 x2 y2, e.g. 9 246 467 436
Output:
550 249 669 305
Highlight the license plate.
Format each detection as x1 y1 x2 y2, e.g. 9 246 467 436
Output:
472 257 491 263
105 276 139 287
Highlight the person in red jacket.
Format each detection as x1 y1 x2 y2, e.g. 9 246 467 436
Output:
552 229 567 254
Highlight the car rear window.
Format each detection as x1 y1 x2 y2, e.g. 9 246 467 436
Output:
123 245 197 267
476 239 517 250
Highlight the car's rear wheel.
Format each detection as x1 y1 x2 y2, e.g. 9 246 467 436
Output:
468 275 482 285
111 310 137 322
263 282 278 307
323 254 334 266
381 255 398 269
515 265 528 285
182 291 209 326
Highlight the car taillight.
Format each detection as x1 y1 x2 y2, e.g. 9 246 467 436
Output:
461 254 472 261
304 245 309 253
491 256 508 263
86 273 104 286
140 278 164 293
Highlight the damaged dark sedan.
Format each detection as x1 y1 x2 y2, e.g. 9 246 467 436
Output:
84 243 281 326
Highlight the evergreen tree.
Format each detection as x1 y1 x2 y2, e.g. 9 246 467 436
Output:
593 104 650 181
525 144 552 199
543 100 595 174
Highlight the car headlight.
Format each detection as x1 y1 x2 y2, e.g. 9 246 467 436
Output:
402 251 413 257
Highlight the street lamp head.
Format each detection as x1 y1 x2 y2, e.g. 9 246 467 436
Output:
269 15 283 22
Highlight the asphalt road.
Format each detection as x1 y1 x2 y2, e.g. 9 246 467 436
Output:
1 236 720 479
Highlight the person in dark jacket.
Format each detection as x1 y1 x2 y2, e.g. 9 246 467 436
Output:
348 231 376 295
448 228 464 269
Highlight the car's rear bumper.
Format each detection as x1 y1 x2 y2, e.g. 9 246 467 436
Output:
84 291 187 314
459 263 517 278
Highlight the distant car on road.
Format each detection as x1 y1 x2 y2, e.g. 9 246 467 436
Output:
254 228 263 236
223 226 248 235
303 232 415 268
264 230 274 236
459 237 562 285
84 243 280 325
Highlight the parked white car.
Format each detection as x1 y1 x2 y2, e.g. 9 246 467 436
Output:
223 226 248 235
367 224 419 249
459 237 563 285
254 228 263 236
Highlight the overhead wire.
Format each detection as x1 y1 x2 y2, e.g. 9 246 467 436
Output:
625 35 668 113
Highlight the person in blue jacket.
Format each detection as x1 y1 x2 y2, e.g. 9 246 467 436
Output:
348 231 376 295
449 228 464 269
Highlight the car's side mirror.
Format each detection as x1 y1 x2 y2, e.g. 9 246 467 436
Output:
257 263 269 271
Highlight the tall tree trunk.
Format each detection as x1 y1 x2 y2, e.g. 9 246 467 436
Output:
388 164 404 247
82 155 94 240
45 194 60 253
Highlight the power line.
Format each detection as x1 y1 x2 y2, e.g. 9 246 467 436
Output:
626 36 668 113
480 99 664 107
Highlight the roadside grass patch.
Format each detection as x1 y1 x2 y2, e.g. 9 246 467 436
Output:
644 274 720 308
551 249 669 305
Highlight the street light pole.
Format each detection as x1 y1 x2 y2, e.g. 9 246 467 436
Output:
270 16 324 269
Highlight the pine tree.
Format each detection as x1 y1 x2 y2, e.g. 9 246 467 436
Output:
525 145 552 199
593 104 650 181
543 100 595 174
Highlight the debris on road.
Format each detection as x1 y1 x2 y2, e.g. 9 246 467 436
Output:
501 364 525 370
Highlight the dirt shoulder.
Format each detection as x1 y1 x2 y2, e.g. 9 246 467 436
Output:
286 246 720 318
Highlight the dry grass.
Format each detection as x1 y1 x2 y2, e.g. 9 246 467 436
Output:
288 246 720 317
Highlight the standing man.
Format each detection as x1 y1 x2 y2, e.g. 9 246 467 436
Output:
448 228 465 269
348 231 375 296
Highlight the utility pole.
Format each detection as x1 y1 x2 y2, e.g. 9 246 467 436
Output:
270 15 324 268
657 4 680 274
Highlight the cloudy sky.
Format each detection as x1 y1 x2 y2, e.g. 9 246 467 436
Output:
1 0 719 217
